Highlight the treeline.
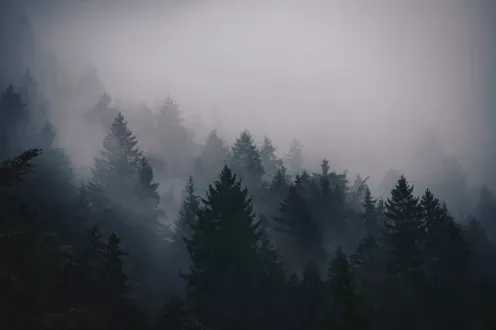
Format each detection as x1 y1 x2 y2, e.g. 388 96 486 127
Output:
1 81 496 330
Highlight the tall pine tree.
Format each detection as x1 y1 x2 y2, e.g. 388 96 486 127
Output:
184 165 263 330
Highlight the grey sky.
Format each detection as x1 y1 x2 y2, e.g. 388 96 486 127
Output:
19 0 494 188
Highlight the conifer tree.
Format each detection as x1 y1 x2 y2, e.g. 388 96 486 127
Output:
230 130 265 190
420 190 469 329
382 175 424 276
259 136 281 181
300 263 327 329
184 165 263 330
381 176 427 330
286 139 303 176
476 186 496 241
176 176 200 240
328 248 366 330
269 164 291 200
363 186 379 238
274 184 325 268
194 129 230 192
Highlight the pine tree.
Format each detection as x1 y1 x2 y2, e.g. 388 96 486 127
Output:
315 159 333 232
286 139 303 176
420 190 469 329
88 113 146 216
328 248 366 330
194 129 230 193
230 130 265 190
184 165 263 330
259 136 281 181
274 184 325 268
476 186 496 241
88 113 166 316
101 233 128 299
381 176 427 330
269 164 290 200
150 96 196 179
363 186 379 238
176 176 200 240
300 263 327 329
382 175 424 276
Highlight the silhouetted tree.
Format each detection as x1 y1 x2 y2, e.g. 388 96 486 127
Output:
184 166 263 330
260 136 281 181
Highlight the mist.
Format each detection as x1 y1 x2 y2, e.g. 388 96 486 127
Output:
2 1 496 328
13 0 491 188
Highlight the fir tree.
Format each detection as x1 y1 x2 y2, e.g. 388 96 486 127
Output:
194 129 230 192
382 175 424 276
259 136 281 181
363 186 379 238
286 139 303 176
184 165 263 330
230 130 265 190
328 248 366 330
274 184 325 268
269 164 290 200
382 176 427 330
476 186 496 241
176 176 200 240
420 190 469 329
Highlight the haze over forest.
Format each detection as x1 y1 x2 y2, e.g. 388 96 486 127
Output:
3 0 495 192
1 0 496 329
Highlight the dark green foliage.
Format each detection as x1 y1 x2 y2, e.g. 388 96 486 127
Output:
274 183 325 268
3 78 496 330
328 248 367 330
184 165 283 330
184 166 261 329
382 175 424 276
176 176 200 240
0 148 41 185
363 186 379 238
476 186 496 241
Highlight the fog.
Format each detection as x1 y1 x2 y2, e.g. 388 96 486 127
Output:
3 1 496 327
4 0 495 192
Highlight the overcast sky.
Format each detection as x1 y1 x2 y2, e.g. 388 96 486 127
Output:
17 0 495 187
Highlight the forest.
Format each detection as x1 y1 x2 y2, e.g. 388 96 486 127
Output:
1 78 496 330
2 1 496 329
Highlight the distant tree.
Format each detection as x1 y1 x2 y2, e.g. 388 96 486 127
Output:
269 164 291 202
274 184 325 269
363 186 379 238
259 136 281 181
175 176 200 241
87 113 166 315
476 186 496 241
230 130 265 190
285 139 303 176
193 130 230 192
150 97 197 180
